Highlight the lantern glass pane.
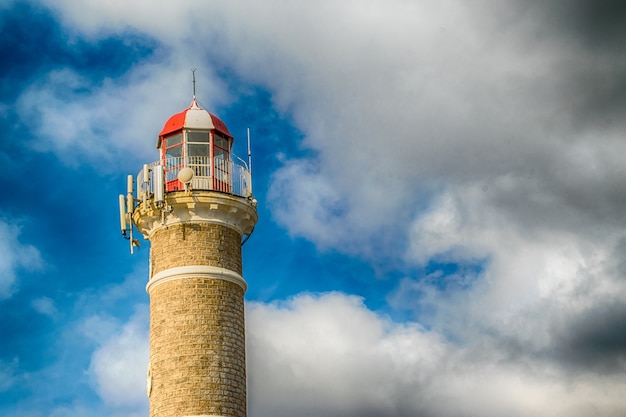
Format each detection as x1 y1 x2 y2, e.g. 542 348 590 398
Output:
187 131 209 143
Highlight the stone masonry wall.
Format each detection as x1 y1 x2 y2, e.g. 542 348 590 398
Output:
148 222 246 417
150 223 242 276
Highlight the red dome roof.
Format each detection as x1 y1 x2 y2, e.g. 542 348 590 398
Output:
158 98 232 139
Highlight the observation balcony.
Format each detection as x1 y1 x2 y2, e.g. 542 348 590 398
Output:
137 155 252 200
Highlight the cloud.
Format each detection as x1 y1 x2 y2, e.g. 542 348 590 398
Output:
390 183 626 377
88 307 149 411
15 63 226 169
245 292 626 417
0 267 153 417
550 299 626 373
0 218 43 299
137 0 626 266
268 159 346 248
31 296 58 318
66 291 626 417
0 358 19 392
57 287 626 417
33 0 626 251
38 0 195 40
14 1 626 415
30 0 626 255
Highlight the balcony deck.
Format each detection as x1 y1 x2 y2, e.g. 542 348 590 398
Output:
138 156 252 199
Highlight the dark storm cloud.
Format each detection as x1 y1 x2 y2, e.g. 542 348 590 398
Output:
470 0 626 137
487 301 626 376
550 0 626 47
527 0 626 129
548 237 626 374
551 301 626 373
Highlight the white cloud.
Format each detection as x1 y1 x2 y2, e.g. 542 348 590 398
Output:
245 292 626 417
268 160 346 248
0 358 19 392
0 219 43 299
88 307 149 411
247 292 447 416
16 63 227 169
67 290 626 417
39 0 194 40
391 183 626 370
32 297 58 317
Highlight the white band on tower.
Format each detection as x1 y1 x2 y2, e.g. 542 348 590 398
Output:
184 415 231 417
184 415 232 417
147 265 248 293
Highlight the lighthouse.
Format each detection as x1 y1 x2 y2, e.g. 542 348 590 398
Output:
119 93 258 417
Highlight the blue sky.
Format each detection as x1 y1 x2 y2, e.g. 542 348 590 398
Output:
2 1 626 416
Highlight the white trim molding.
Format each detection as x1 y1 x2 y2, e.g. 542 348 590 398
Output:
133 192 258 239
147 265 247 293
184 415 231 417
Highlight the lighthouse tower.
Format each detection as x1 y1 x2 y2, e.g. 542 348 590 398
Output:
119 95 258 417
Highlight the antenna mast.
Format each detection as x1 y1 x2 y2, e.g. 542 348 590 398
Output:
191 68 197 98
247 128 252 178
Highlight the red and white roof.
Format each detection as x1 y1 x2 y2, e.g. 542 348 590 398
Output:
158 98 232 143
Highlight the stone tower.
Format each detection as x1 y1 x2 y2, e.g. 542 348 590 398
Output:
120 96 258 417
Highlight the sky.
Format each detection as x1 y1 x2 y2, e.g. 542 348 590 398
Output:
1 0 626 416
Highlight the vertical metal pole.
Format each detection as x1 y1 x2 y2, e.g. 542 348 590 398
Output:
191 68 196 98
247 128 253 194
247 128 252 177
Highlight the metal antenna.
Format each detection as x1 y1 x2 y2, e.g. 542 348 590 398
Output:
191 68 197 98
247 128 252 177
